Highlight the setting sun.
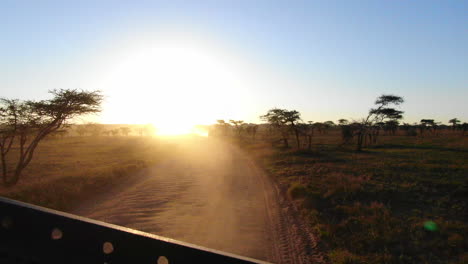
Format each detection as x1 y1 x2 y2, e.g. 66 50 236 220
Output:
95 35 251 134
153 119 201 136
152 122 189 136
2 1 467 263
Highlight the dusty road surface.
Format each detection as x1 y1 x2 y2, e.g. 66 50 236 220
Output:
73 137 312 263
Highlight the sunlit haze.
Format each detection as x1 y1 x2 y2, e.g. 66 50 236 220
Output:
2 0 467 134
1 1 467 262
94 34 251 135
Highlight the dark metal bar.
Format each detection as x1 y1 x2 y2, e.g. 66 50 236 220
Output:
0 197 269 264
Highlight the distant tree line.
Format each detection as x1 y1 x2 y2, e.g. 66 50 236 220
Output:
0 89 102 186
211 94 466 151
211 120 258 140
74 124 155 137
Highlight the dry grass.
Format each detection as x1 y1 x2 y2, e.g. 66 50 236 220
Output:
0 136 175 211
244 130 468 264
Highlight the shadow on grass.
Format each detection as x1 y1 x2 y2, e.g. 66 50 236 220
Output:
371 144 468 153
290 149 347 163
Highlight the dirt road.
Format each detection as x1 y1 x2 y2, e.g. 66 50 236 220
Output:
73 137 312 263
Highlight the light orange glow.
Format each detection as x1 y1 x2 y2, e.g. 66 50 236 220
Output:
96 36 251 135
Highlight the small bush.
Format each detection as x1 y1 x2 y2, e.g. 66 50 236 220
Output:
287 182 308 200
329 249 365 264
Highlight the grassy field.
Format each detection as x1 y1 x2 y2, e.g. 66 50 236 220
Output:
0 136 175 211
245 130 467 264
1 130 466 263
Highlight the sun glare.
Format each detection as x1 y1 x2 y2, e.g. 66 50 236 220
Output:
98 35 250 134
155 121 193 136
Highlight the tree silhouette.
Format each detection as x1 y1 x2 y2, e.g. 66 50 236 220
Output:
313 122 324 134
297 122 314 150
283 110 302 148
229 120 245 138
110 129 120 136
420 119 438 136
338 119 349 125
215 119 230 137
462 122 468 135
120 127 131 136
245 124 259 140
449 118 460 130
384 120 399 135
85 123 103 137
340 123 355 145
75 125 88 136
260 108 301 148
356 94 404 151
0 89 102 186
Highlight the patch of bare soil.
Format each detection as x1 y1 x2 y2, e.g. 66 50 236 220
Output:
73 138 320 263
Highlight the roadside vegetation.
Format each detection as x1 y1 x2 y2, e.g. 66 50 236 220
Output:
211 95 467 263
247 132 467 264
0 135 173 211
1 90 466 263
0 89 170 211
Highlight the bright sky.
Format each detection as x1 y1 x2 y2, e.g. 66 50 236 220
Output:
1 0 467 133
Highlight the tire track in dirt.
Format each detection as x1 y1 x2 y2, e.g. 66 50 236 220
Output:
73 138 320 263
240 149 325 264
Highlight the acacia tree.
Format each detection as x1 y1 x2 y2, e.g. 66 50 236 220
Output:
420 119 435 136
338 119 349 125
384 120 399 135
134 124 154 136
215 119 230 136
323 121 335 134
356 94 404 151
261 109 288 147
313 122 324 134
110 129 120 136
120 127 131 136
449 118 460 131
244 124 259 140
229 120 245 138
0 89 103 186
297 121 314 150
283 110 301 148
462 123 468 135
260 108 301 148
338 120 355 145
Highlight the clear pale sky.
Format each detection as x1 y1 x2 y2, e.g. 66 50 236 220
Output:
1 0 467 128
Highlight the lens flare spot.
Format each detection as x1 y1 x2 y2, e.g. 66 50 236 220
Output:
423 221 438 231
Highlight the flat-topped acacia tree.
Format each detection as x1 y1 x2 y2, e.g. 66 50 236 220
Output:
0 89 103 186
260 108 302 148
356 94 404 151
229 120 245 138
449 118 460 130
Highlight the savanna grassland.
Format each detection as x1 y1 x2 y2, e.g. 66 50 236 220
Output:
0 135 174 211
1 122 466 263
0 132 297 262
244 130 467 264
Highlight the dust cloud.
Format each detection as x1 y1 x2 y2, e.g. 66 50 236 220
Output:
74 137 275 261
